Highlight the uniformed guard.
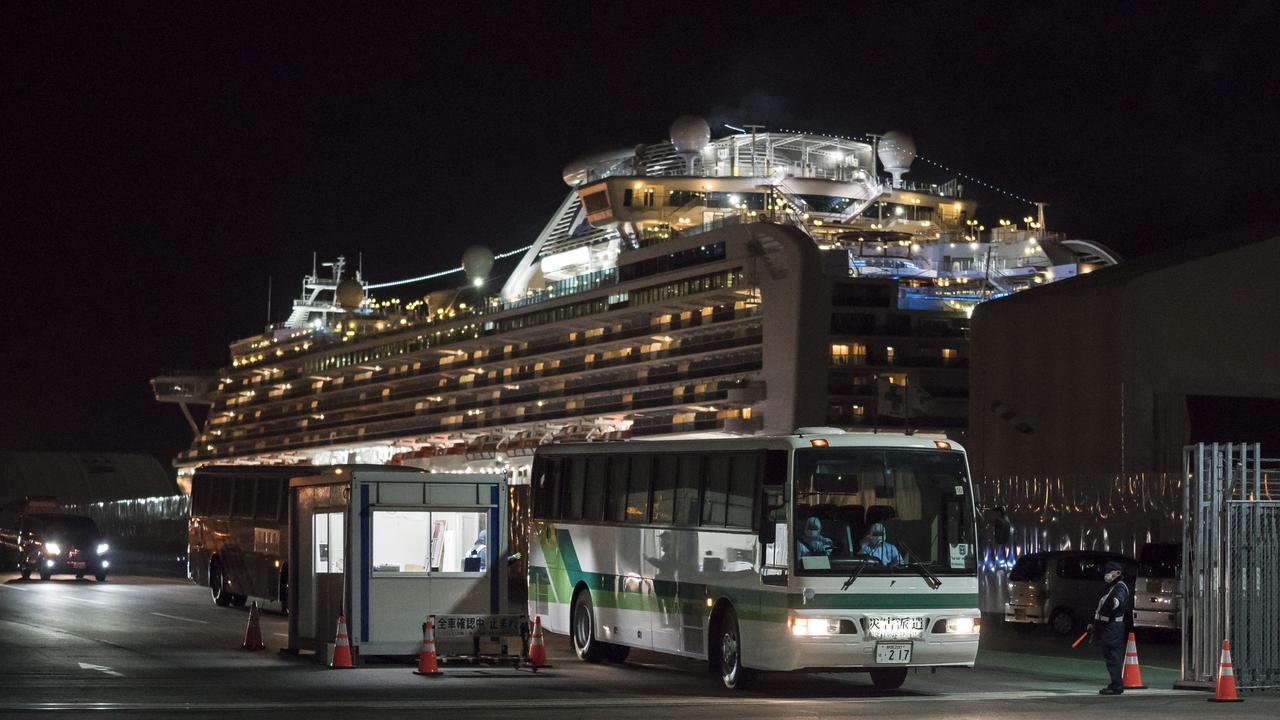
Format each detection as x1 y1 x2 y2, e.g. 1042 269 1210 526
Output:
1088 560 1130 695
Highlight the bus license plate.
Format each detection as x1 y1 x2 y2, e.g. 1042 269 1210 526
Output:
875 643 912 664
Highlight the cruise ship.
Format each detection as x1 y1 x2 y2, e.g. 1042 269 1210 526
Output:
154 117 1118 482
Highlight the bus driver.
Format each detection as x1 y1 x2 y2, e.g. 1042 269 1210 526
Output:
859 522 904 566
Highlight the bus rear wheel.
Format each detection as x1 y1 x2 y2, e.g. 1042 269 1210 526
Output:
571 590 606 662
870 667 908 690
210 561 232 607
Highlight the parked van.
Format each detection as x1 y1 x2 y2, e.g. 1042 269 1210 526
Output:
1133 542 1181 630
1005 550 1137 635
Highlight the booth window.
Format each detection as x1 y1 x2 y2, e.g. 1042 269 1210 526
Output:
313 511 345 574
373 510 488 574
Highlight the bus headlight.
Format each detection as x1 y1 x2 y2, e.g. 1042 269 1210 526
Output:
44 542 62 555
789 616 840 636
97 543 110 555
944 617 980 634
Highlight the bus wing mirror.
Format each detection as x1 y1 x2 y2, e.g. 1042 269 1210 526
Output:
758 486 785 544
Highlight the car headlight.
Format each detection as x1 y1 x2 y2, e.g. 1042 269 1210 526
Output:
789 615 840 636
944 617 981 634
97 543 109 555
44 542 62 555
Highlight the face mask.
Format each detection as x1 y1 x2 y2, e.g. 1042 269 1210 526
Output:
1105 570 1121 583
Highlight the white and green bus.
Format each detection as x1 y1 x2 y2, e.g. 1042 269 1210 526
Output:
528 429 981 690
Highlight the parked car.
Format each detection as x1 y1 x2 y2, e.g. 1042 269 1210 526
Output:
1005 550 1137 635
1133 542 1181 630
16 513 111 581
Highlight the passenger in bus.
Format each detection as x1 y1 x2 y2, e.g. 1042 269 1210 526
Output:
859 522 904 566
796 517 834 557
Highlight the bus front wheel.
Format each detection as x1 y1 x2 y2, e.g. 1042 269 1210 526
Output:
716 607 754 689
571 590 606 662
870 667 908 690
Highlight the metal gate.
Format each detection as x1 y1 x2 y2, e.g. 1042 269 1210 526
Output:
1182 442 1280 690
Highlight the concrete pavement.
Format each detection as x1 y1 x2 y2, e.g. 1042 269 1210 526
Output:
1 572 1273 718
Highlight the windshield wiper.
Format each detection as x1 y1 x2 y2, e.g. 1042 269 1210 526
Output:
840 558 876 591
895 539 943 590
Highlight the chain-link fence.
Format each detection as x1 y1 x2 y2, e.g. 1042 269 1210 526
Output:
1182 442 1280 690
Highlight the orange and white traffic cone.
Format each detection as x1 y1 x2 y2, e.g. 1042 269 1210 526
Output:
1209 639 1243 703
242 601 265 651
1121 632 1145 689
414 617 442 676
330 614 353 669
527 615 549 668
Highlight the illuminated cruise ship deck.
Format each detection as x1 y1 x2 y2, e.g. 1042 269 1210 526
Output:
154 117 1118 479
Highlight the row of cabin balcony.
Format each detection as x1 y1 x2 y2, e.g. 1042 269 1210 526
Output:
188 379 754 462
203 339 764 441
213 298 755 414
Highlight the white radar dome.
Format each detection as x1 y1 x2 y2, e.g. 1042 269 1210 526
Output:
669 115 711 154
462 245 495 287
336 278 365 310
877 131 916 183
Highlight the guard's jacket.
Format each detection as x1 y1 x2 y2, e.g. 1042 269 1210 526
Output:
1091 579 1130 646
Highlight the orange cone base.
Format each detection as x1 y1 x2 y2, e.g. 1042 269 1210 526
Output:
413 669 443 676
1208 697 1244 703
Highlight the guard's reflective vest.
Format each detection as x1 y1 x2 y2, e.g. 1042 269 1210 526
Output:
1094 580 1129 625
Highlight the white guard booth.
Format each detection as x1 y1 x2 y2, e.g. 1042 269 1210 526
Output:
287 466 515 659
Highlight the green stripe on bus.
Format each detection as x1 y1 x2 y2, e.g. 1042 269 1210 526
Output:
531 526 976 623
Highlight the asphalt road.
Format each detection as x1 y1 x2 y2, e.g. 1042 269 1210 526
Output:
1 572 1274 719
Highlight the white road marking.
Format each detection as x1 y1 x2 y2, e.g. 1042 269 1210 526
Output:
0 688 1203 712
149 612 209 624
274 632 289 638
76 662 123 677
62 596 107 605
0 583 28 591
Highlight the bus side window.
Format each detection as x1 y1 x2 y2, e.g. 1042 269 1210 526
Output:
276 480 290 524
674 455 702 526
583 456 608 522
726 452 758 529
626 454 652 523
702 454 729 527
255 478 281 522
191 476 211 516
232 477 256 518
606 456 630 523
561 457 587 521
651 455 677 524
208 476 232 517
534 457 562 520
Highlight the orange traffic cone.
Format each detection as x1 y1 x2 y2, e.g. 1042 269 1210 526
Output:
1121 632 1145 689
414 618 442 676
527 615 549 668
242 601 265 651
1209 639 1243 703
330 614 353 669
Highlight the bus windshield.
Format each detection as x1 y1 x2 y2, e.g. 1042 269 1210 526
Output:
792 449 975 576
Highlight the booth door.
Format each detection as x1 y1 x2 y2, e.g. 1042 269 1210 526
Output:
300 506 347 645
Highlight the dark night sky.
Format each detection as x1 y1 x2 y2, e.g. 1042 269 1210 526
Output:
4 3 1279 461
